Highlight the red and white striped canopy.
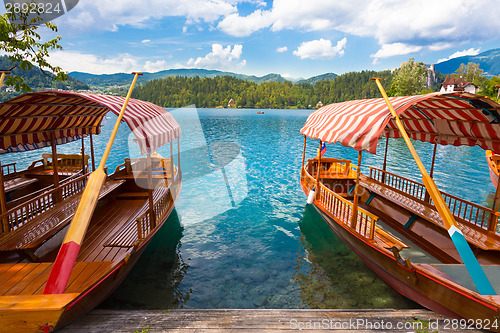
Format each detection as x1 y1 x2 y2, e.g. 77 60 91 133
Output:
0 91 181 154
301 92 500 154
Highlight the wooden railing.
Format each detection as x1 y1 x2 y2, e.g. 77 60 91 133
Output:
317 182 377 240
0 173 89 233
135 167 179 242
1 163 16 176
368 167 497 231
301 164 316 194
369 167 426 201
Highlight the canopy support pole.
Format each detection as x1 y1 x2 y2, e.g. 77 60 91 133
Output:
0 72 10 233
350 151 363 229
147 153 156 228
0 163 8 233
302 135 307 172
90 133 96 172
170 141 174 184
314 140 322 200
81 136 86 174
50 132 62 203
177 138 181 177
488 181 500 232
424 143 438 203
43 72 142 295
382 137 389 183
373 77 495 296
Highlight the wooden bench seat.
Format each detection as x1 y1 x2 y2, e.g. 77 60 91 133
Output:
0 179 125 253
103 186 171 248
360 176 500 251
41 153 90 175
4 177 38 194
373 227 410 250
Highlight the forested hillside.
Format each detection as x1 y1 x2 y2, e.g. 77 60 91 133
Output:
132 70 394 108
0 56 89 100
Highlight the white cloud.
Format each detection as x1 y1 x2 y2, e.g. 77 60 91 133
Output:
181 44 246 71
48 51 169 74
293 38 347 60
370 43 423 59
57 0 237 32
144 60 168 72
142 39 151 44
216 0 500 57
276 46 287 53
217 9 272 37
437 47 481 63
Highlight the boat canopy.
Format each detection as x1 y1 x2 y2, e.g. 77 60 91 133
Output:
300 92 500 154
0 91 181 154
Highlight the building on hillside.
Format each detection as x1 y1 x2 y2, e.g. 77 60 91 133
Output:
316 101 323 108
228 98 236 108
426 64 438 89
440 76 477 94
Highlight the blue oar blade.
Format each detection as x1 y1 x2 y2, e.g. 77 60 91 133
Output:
449 226 496 295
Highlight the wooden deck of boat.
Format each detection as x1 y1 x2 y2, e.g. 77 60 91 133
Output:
0 188 153 296
76 195 147 262
0 261 113 296
60 309 486 332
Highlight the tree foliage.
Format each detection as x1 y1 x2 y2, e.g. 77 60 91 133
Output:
132 70 394 109
0 56 89 101
453 62 484 85
389 58 428 96
0 10 66 91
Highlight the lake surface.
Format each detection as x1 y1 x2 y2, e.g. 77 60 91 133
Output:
2 107 496 310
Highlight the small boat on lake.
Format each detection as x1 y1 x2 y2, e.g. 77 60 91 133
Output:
300 81 500 331
257 111 264 114
0 73 182 332
486 150 500 187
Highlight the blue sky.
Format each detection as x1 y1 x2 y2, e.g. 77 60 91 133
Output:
25 0 500 79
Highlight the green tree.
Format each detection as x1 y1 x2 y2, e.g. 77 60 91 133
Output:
0 10 66 91
390 58 427 96
454 62 484 86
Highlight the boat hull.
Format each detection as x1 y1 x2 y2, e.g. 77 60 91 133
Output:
55 182 181 330
487 150 499 188
0 179 181 332
311 203 500 330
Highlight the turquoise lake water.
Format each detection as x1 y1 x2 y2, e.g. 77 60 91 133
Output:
2 107 497 310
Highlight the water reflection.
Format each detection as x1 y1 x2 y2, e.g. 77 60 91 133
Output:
295 205 418 309
100 209 191 309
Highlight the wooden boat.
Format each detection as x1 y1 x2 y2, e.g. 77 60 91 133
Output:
0 73 182 332
486 150 500 187
257 111 264 114
300 83 500 331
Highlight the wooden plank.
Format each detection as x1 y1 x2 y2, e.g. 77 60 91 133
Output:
4 263 51 296
0 263 27 285
0 263 16 276
59 262 93 295
59 309 486 333
65 262 113 293
18 265 53 296
77 199 144 262
60 262 103 294
0 293 79 310
0 263 41 296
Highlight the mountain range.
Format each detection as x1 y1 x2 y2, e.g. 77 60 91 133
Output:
66 48 500 88
69 69 339 88
435 49 500 77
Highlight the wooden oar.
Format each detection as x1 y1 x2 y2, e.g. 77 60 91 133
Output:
373 78 495 295
43 72 143 294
